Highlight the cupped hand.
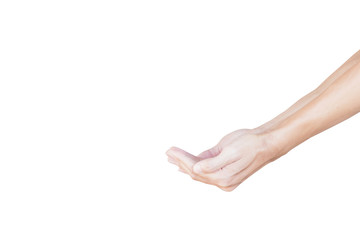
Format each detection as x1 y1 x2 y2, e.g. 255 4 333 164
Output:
166 129 278 192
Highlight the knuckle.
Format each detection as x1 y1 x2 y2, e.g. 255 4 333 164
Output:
219 186 235 192
190 174 202 182
217 177 231 188
190 174 198 180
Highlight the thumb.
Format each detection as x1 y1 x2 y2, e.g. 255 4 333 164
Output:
193 150 232 174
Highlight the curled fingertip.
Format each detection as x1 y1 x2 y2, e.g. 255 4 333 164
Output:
166 147 179 159
193 163 202 174
178 168 186 174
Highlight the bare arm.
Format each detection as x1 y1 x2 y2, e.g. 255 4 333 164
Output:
269 54 360 157
166 50 360 191
255 49 360 134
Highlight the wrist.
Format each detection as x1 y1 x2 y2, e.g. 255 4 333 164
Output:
258 114 315 160
251 127 285 162
253 119 300 161
263 128 290 160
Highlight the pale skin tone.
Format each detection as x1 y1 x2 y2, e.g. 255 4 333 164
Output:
166 49 360 192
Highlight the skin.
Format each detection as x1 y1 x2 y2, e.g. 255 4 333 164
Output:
166 50 360 192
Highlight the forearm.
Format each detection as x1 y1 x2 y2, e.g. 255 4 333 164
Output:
255 50 360 135
265 55 360 157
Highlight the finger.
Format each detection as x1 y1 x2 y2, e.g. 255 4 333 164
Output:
168 156 189 174
168 157 178 166
166 146 199 173
227 159 271 188
221 157 253 176
166 147 215 184
196 159 254 191
197 145 220 160
218 184 238 192
195 158 249 185
193 149 237 174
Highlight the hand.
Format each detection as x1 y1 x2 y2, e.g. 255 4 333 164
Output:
167 51 360 192
166 129 278 192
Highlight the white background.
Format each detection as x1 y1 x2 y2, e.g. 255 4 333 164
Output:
1 1 360 239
